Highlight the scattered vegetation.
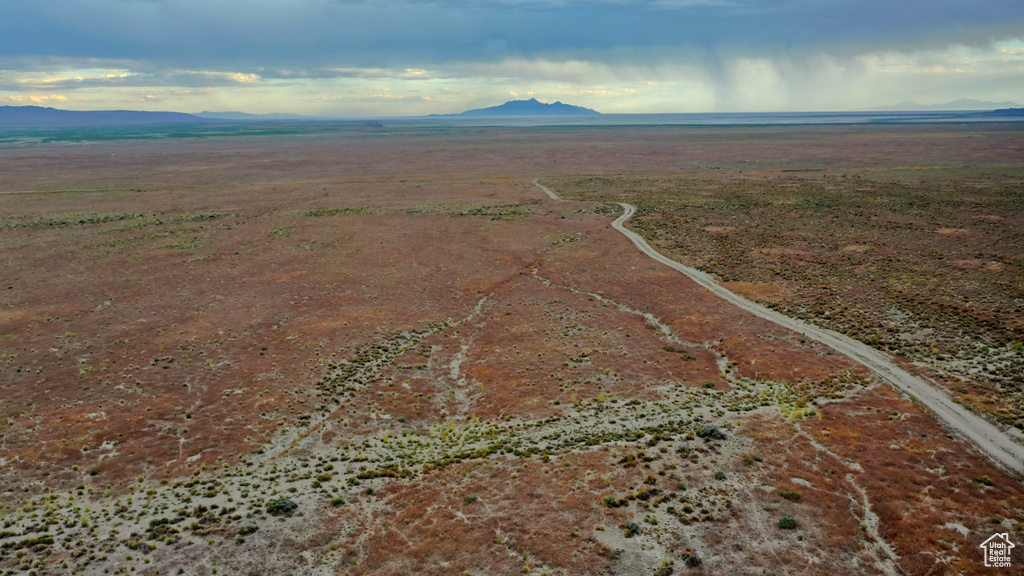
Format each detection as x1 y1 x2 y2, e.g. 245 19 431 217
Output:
546 171 1024 423
290 207 376 217
404 201 538 220
265 498 298 516
778 490 801 502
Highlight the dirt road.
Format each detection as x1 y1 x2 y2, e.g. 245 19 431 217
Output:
535 179 1024 475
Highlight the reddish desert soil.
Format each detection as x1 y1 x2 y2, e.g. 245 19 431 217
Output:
0 123 1022 575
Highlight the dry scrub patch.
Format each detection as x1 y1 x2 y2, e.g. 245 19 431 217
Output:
544 169 1024 428
0 186 560 496
340 451 626 575
800 383 1024 575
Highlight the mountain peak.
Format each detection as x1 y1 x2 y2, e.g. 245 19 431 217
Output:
870 98 1022 111
444 99 600 116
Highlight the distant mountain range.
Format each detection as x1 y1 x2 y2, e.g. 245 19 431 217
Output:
983 108 1024 117
196 111 313 120
869 98 1021 111
436 98 600 116
0 105 209 127
4 100 1020 129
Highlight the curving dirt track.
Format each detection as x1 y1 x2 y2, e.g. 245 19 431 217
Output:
534 178 1024 475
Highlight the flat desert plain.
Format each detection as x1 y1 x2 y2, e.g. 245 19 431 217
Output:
0 123 1022 575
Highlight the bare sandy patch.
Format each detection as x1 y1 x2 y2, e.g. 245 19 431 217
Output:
953 258 983 269
756 247 808 256
722 281 789 301
0 309 33 327
840 244 874 252
952 259 1005 271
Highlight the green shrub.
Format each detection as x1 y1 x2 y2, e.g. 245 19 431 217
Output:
266 498 297 516
778 490 801 502
695 425 726 440
292 207 375 217
778 516 798 530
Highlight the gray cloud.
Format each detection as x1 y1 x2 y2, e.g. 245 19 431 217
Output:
0 56 457 93
2 0 1022 67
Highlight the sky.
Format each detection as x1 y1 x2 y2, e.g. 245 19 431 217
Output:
1 0 1023 116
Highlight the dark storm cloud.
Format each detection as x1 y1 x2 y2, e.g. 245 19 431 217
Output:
2 0 1022 67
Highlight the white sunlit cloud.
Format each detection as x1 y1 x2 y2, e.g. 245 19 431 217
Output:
12 68 139 88
1 38 1023 115
171 70 262 84
1 93 69 104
